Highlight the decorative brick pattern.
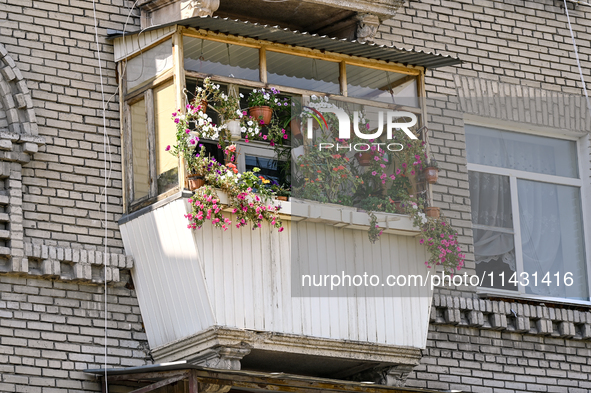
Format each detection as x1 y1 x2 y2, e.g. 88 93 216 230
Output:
0 0 141 252
405 296 591 392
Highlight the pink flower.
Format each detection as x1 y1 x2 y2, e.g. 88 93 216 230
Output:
390 175 395 180
186 129 190 134
174 118 180 124
380 164 386 169
374 156 380 161
410 170 415 175
165 145 171 151
278 227 284 232
371 171 377 176
263 135 267 140
419 239 424 244
396 169 401 175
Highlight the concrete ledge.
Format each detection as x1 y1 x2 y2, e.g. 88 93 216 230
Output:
151 325 422 368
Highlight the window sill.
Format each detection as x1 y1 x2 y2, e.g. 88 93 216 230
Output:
477 287 591 308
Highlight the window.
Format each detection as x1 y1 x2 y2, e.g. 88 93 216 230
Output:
126 39 173 90
130 99 149 200
467 125 588 300
184 37 260 81
266 51 340 94
121 33 425 211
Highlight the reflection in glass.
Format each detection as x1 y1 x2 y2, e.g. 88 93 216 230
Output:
267 51 340 94
466 125 579 178
184 37 259 81
346 64 418 107
127 40 172 89
131 99 149 200
154 82 178 194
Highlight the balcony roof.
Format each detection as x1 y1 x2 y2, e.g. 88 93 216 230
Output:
109 16 461 69
86 362 441 393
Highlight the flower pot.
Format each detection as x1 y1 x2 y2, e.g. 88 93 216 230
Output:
424 207 440 218
276 196 288 201
187 175 205 191
225 119 242 141
249 106 273 125
392 200 403 213
424 167 439 184
290 118 302 139
356 151 373 166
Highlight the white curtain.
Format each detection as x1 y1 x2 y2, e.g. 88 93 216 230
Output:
518 180 588 299
470 172 516 270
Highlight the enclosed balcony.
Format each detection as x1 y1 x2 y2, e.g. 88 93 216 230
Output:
113 17 460 386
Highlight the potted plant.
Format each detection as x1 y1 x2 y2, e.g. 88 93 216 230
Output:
214 91 246 141
272 183 291 201
247 87 282 125
424 159 439 184
423 200 440 218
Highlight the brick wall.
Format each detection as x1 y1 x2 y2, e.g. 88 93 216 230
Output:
0 273 151 392
0 0 140 252
405 294 591 392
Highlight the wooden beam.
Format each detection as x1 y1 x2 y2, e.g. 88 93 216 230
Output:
339 61 347 97
188 370 199 393
127 374 188 393
105 370 189 383
259 47 267 84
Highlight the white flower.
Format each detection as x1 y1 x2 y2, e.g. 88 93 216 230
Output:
241 126 246 132
247 121 253 126
239 93 244 98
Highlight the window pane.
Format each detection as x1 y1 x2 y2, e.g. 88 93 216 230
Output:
127 40 172 90
245 156 287 186
346 64 418 107
267 51 339 94
466 125 579 178
154 82 178 194
184 37 259 81
469 171 517 291
131 99 149 200
518 180 588 300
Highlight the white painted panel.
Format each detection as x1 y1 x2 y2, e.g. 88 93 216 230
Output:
120 199 215 348
122 197 432 351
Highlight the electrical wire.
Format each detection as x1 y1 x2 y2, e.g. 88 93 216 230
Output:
563 0 591 118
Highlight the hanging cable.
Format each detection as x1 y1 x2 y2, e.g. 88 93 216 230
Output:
563 0 591 118
91 1 110 391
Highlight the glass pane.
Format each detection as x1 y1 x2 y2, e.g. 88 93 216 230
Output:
154 82 178 194
245 156 287 186
466 125 579 178
127 40 173 89
184 37 259 81
518 180 588 300
346 64 418 106
131 99 149 200
473 229 518 292
469 171 517 291
469 171 513 229
267 51 339 94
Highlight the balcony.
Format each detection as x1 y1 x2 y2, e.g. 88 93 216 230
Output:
119 191 431 384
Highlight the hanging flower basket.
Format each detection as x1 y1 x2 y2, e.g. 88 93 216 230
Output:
249 106 273 125
187 175 205 191
424 167 439 184
355 151 373 166
424 206 440 218
225 119 242 141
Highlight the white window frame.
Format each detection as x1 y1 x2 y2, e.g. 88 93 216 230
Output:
465 117 591 304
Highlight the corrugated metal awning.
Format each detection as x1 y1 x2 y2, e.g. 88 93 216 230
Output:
110 16 461 69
